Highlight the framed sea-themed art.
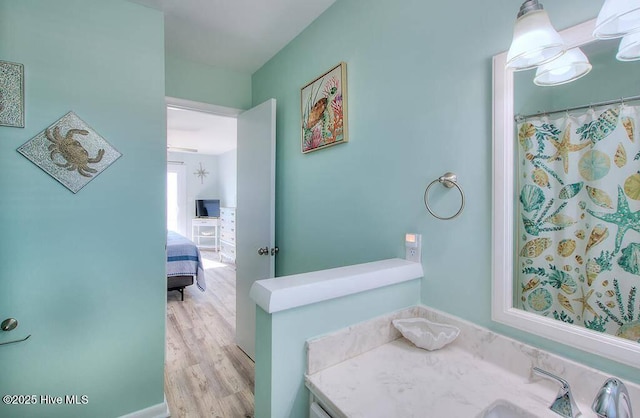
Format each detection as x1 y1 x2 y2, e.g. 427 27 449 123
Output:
0 60 25 128
301 62 348 153
17 112 122 193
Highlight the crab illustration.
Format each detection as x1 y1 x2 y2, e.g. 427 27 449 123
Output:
45 126 104 177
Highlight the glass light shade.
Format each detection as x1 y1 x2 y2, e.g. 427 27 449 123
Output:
593 0 640 39
506 9 565 71
617 31 640 61
534 47 592 86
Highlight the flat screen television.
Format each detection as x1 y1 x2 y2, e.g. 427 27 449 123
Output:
195 199 220 218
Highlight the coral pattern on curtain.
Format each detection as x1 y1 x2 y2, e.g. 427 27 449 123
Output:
516 104 640 343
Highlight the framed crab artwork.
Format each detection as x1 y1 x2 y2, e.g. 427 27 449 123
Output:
17 112 121 193
301 62 348 153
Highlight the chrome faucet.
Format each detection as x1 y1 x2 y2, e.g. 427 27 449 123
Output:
592 378 633 418
532 367 582 418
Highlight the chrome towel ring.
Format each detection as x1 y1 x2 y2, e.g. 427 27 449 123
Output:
424 172 465 220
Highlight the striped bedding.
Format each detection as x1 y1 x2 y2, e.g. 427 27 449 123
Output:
167 231 206 291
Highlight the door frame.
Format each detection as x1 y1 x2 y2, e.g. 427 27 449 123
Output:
166 97 243 118
165 96 243 240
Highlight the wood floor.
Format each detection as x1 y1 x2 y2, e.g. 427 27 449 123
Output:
165 252 254 418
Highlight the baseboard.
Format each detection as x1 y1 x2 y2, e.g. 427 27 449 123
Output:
119 395 170 418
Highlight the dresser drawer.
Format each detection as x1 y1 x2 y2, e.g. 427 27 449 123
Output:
220 217 235 228
192 218 217 226
220 242 236 256
220 208 236 218
220 223 235 234
220 230 236 244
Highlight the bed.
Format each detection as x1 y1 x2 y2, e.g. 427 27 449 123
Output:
167 230 206 300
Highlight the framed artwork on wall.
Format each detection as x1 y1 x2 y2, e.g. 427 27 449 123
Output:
17 111 122 193
301 62 348 153
0 60 25 128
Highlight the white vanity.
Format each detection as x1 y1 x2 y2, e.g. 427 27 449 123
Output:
305 306 640 418
250 254 639 418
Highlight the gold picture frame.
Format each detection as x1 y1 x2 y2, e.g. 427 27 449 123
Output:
301 62 348 153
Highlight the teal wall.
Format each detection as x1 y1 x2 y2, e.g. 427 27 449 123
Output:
515 70 554 117
0 2 166 417
166 53 252 110
253 0 602 279
255 280 421 418
252 1 640 415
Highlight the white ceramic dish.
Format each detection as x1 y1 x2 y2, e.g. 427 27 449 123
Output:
392 317 460 351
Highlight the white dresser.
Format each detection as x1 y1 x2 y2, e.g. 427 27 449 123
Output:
219 207 236 263
191 218 219 250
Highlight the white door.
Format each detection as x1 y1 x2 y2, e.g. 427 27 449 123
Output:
166 163 187 237
236 99 276 359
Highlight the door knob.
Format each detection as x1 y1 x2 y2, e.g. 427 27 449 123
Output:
1 318 18 331
271 247 279 256
0 318 31 347
258 247 269 255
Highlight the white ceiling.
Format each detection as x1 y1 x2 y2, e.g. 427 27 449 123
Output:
131 0 336 156
167 107 237 155
129 0 337 73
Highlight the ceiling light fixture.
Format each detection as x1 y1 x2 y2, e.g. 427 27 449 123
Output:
593 0 640 39
506 0 566 71
534 47 592 86
616 31 640 60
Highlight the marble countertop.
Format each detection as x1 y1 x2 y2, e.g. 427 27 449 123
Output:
305 305 639 418
306 338 575 418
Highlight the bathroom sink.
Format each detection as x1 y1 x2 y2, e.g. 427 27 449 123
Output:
478 400 538 418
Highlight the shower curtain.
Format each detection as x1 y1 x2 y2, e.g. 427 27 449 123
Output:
516 104 640 343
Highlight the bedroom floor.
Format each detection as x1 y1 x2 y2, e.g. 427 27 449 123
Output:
165 251 254 418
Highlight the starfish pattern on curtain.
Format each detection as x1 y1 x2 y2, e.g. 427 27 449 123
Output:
516 104 640 344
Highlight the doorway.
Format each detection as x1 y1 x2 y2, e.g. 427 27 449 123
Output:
164 98 254 416
163 96 276 416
